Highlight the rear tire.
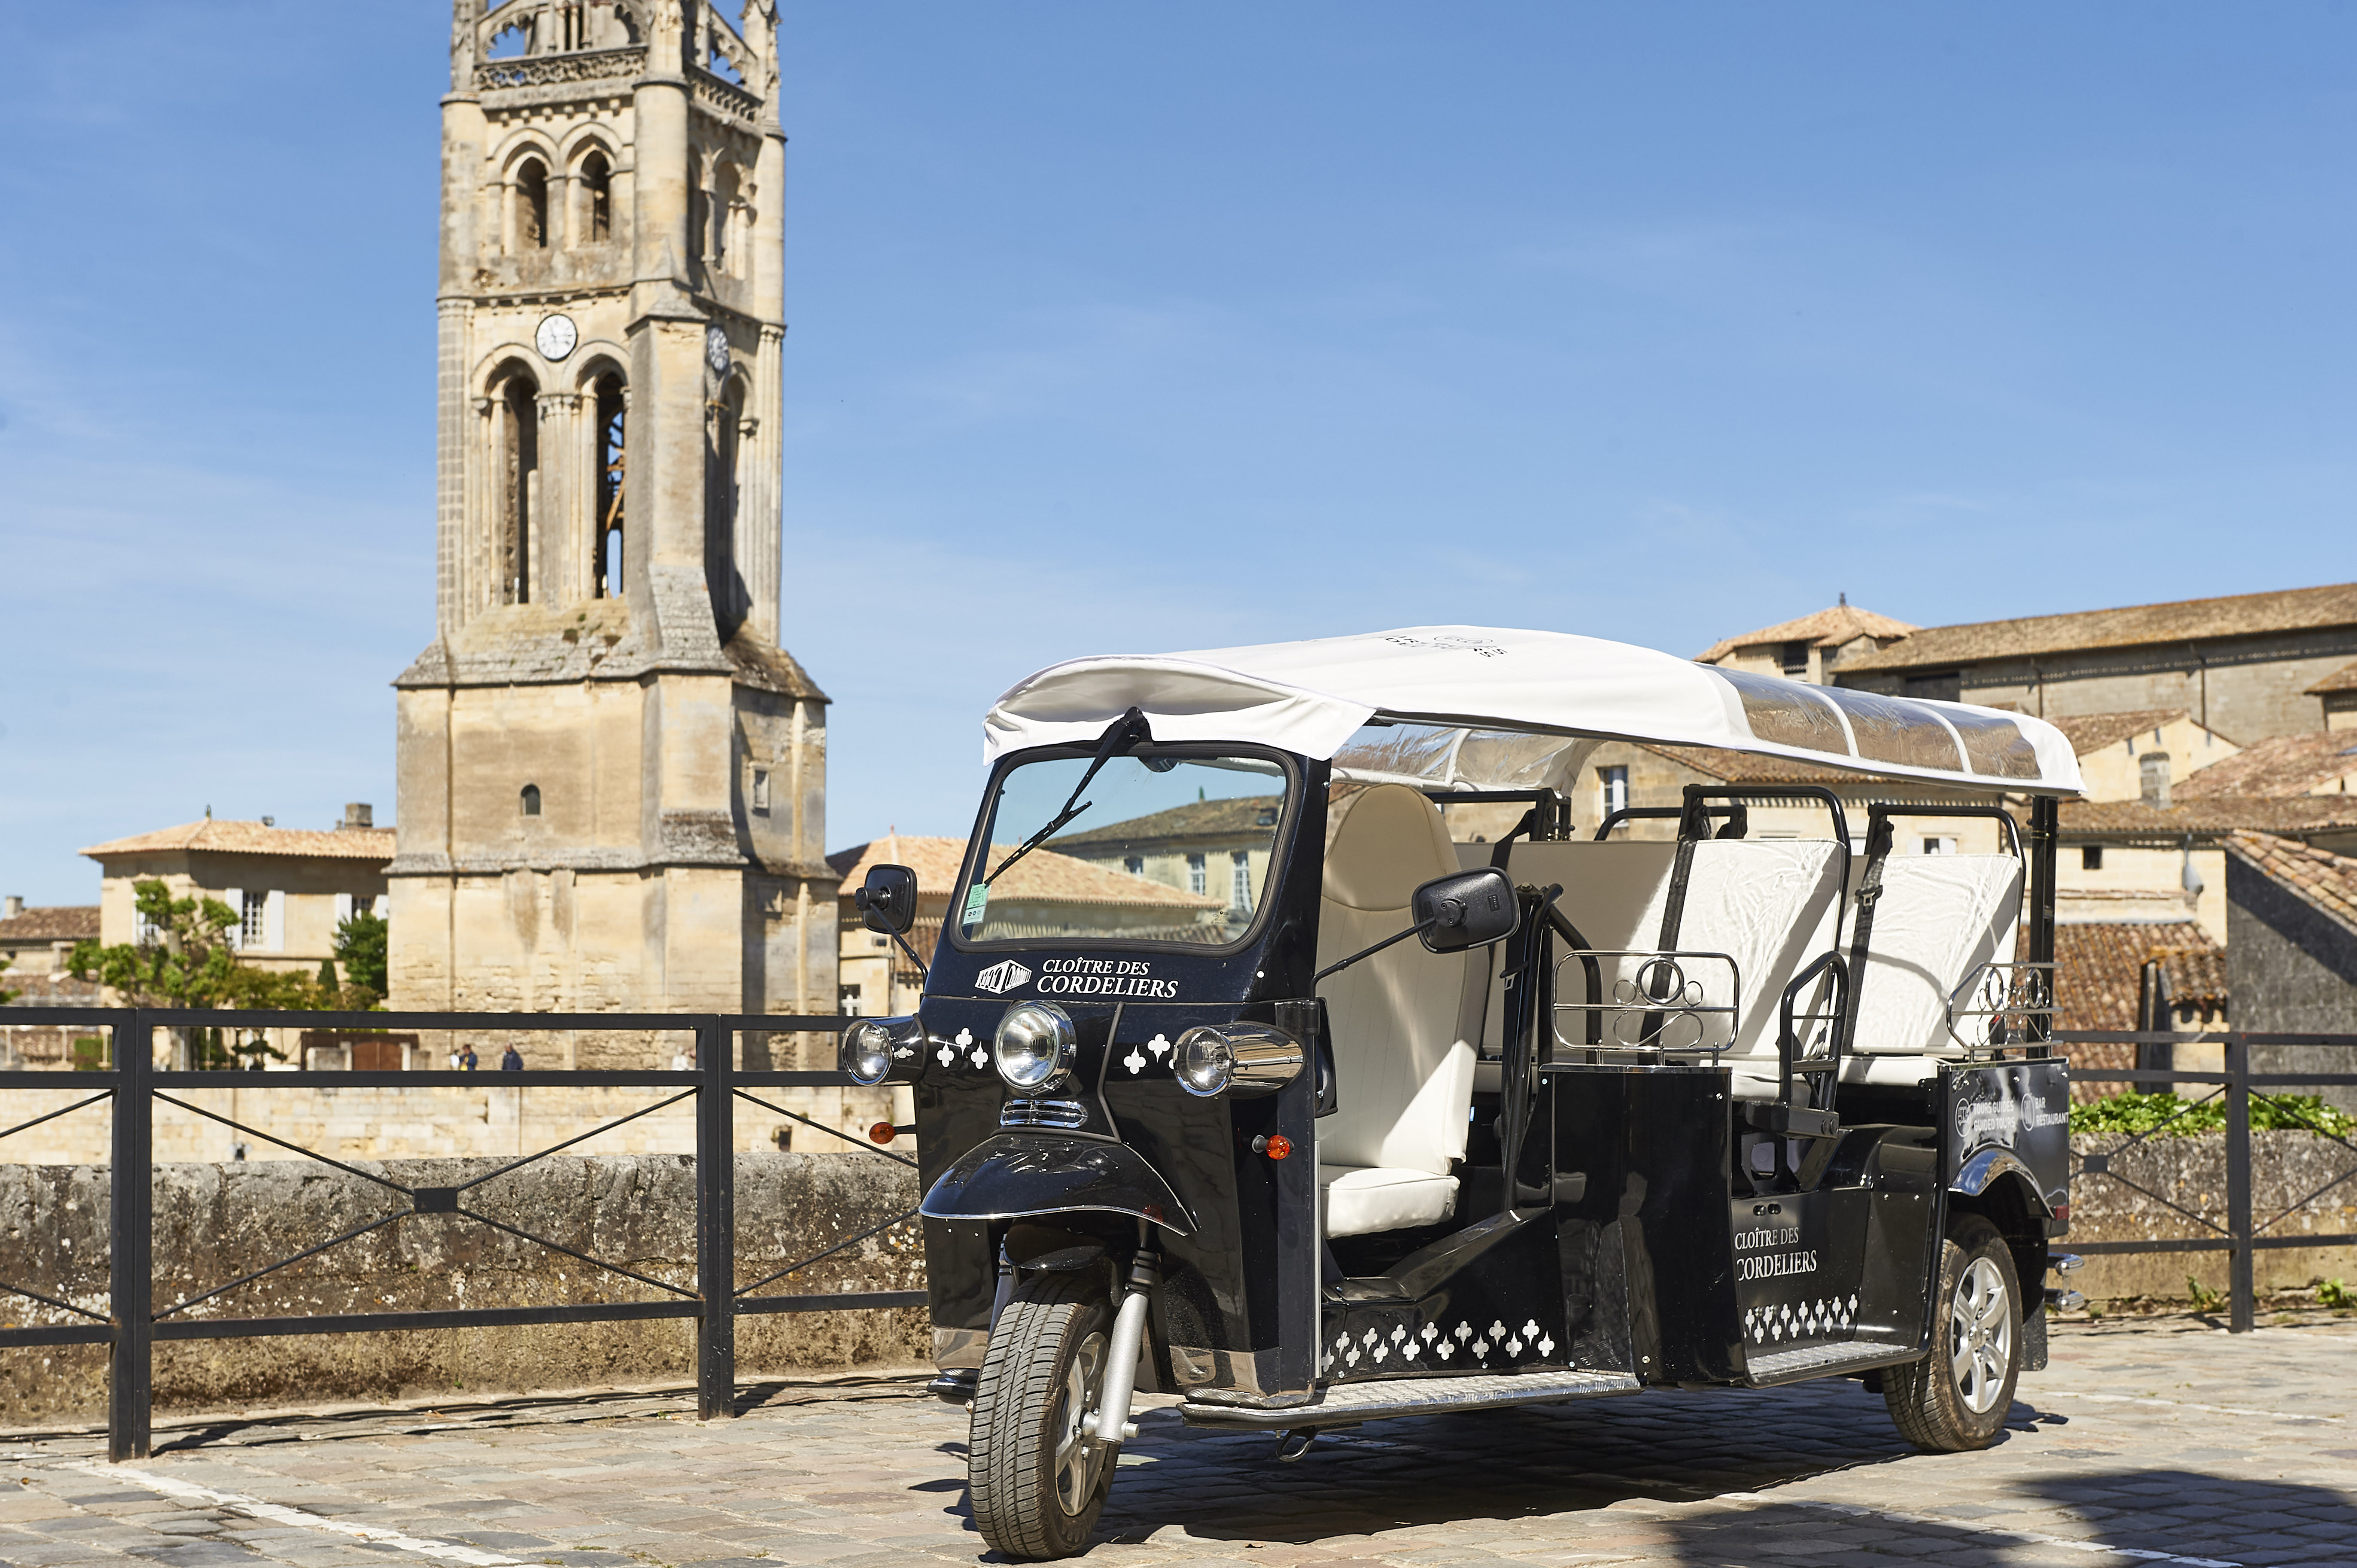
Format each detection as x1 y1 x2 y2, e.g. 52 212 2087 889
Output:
1885 1214 2021 1453
968 1272 1116 1560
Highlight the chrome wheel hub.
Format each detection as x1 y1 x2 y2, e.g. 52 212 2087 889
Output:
1947 1256 2012 1415
1050 1330 1109 1515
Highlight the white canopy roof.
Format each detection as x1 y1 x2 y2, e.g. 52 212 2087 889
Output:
983 626 2084 796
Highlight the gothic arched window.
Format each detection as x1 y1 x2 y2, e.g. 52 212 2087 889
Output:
579 151 612 244
495 370 540 605
520 784 542 817
592 373 626 598
516 159 549 249
704 376 747 638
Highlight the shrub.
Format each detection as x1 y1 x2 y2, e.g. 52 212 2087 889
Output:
2070 1091 2355 1140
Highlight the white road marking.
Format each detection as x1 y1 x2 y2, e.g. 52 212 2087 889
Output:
2040 1388 2343 1424
1722 1491 2242 1567
57 1460 530 1566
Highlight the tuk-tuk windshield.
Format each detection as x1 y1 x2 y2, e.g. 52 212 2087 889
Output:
956 751 1290 947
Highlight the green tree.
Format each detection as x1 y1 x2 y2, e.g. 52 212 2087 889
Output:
0 952 17 1006
334 910 388 1000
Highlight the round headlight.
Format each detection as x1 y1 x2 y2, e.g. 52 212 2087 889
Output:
1175 1027 1235 1098
994 1001 1076 1094
840 1019 894 1085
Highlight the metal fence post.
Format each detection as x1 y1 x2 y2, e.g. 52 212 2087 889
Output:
697 1016 737 1418
108 1009 152 1461
2225 1032 2254 1333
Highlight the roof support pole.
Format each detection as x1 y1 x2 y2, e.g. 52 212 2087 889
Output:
2027 796 2059 1050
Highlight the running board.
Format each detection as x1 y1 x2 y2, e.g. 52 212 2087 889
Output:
1743 1340 1922 1387
1178 1367 1641 1431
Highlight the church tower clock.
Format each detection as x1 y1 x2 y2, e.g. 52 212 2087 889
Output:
391 0 833 1064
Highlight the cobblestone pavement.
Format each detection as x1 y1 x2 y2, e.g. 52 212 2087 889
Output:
1 1317 2353 1567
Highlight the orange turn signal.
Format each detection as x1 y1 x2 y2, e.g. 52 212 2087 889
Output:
1263 1134 1291 1162
869 1121 897 1145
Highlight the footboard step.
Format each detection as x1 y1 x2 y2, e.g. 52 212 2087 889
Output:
1744 1340 1923 1387
1178 1368 1643 1430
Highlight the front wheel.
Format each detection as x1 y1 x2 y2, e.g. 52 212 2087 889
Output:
968 1272 1116 1560
1885 1213 2021 1452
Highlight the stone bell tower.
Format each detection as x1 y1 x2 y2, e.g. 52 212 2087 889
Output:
390 0 834 1063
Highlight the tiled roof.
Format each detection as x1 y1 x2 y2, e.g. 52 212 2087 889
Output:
1636 744 1878 788
80 821 397 863
1695 604 1918 664
0 906 99 943
825 835 1221 909
1838 581 2357 673
2308 659 2357 695
2225 831 2357 938
2175 731 2357 801
2046 709 2190 756
2060 797 2357 836
2051 921 2225 1033
1054 797 1284 847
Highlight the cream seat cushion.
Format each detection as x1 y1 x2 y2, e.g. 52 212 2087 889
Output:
1841 854 2024 1080
1316 784 1479 1238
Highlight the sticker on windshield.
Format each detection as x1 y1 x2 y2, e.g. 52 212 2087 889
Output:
962 882 990 928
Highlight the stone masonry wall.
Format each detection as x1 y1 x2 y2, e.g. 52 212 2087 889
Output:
0 1152 924 1426
2066 1129 2357 1302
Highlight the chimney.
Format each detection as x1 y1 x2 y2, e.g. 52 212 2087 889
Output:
2139 753 2172 808
342 802 374 830
2 896 22 920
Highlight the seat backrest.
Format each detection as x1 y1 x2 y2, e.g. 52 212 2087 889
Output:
1848 855 2024 1056
1458 841 1680 1056
1673 839 1845 1060
1316 785 1477 1175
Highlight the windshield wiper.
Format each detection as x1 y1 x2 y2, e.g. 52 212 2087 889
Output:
985 707 1152 885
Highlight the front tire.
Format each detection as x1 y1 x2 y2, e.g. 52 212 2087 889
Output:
1885 1213 2021 1452
969 1272 1116 1560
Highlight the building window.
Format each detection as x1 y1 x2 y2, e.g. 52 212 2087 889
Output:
579 150 612 243
838 982 863 1015
242 891 267 948
1920 836 1957 856
2082 845 2104 871
1123 855 1145 876
752 768 770 814
1187 852 1207 896
593 373 626 597
2140 753 2172 808
497 371 540 605
1599 766 1629 821
1230 851 1252 914
521 784 542 817
516 158 549 249
1780 641 1811 678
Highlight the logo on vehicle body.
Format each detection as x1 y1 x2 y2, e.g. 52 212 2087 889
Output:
975 960 1033 994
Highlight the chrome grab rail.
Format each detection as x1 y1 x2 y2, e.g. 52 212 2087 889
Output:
1552 948 1741 1061
1945 960 2056 1055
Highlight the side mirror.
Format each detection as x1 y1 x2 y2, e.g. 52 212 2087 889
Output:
1412 867 1520 954
855 864 919 936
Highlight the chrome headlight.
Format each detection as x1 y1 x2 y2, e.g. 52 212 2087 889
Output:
1173 1023 1304 1099
839 1016 915 1085
994 1001 1077 1094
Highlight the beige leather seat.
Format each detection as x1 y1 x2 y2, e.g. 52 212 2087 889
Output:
1841 854 2024 1087
1315 785 1478 1238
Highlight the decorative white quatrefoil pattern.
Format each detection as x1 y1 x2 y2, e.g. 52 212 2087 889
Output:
1123 1047 1146 1074
1148 1033 1171 1059
1743 1293 1860 1345
1322 1311 1562 1376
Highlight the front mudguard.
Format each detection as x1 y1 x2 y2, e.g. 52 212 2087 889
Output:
920 1132 1197 1237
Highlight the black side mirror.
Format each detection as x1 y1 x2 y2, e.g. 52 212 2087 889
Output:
855 864 919 936
1413 867 1520 954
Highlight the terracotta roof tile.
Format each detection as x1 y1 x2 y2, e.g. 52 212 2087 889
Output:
2307 659 2357 695
2060 797 2357 836
2224 830 2357 939
825 835 1221 909
2176 730 2357 800
80 821 396 862
1838 581 2357 673
0 906 99 943
2051 920 2224 1033
1696 604 1919 664
2046 709 2191 755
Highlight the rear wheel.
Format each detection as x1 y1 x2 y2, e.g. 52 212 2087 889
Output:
968 1272 1115 1560
1885 1214 2021 1452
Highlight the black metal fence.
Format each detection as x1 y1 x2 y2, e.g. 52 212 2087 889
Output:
0 1007 915 1461
2058 1030 2357 1334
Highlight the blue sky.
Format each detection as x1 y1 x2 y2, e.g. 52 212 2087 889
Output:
2 2 2352 905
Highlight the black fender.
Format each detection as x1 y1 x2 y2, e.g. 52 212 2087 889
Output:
1951 1146 2063 1216
920 1132 1197 1237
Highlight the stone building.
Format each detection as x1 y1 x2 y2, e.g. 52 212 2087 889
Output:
1693 599 1919 686
0 900 104 1069
390 1 834 1064
2224 832 2357 1110
1828 581 2357 743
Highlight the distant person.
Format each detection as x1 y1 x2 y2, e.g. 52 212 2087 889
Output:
459 1045 479 1071
501 1045 523 1071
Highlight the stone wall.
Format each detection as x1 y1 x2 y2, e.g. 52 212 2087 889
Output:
0 1152 924 1426
2066 1129 2357 1302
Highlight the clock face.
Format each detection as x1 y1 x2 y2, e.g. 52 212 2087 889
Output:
705 325 731 375
536 313 578 361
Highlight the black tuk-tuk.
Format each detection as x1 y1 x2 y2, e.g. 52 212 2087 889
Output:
838 628 2079 1560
